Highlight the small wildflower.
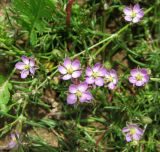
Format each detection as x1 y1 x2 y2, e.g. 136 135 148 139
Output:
15 56 36 79
123 4 144 23
122 124 144 142
58 58 81 80
85 63 106 86
104 69 118 90
129 68 149 86
67 82 93 104
8 133 20 149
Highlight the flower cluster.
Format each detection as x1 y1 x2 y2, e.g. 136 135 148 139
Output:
57 58 150 104
58 58 118 104
122 124 144 143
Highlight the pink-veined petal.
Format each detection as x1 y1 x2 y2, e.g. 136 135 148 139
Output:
133 17 141 23
15 62 26 70
124 15 132 22
78 82 88 92
86 77 95 84
123 7 132 16
93 63 101 72
30 67 35 75
62 74 72 80
58 65 67 75
67 94 77 104
64 58 71 68
69 84 77 93
95 77 104 86
72 71 82 78
72 59 80 70
21 70 29 79
29 58 35 67
21 56 29 64
86 67 93 76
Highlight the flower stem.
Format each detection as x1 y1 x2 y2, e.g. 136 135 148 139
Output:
66 0 75 27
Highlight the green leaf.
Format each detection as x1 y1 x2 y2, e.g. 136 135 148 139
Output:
12 0 56 33
30 30 37 46
0 80 12 111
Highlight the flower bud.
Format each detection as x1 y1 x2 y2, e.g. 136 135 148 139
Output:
141 116 152 124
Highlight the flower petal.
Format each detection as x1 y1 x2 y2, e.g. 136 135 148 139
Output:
95 77 104 86
64 58 71 68
15 62 26 70
72 59 80 70
62 74 72 80
30 67 35 75
21 70 29 79
108 83 116 90
67 94 77 104
123 7 132 16
122 127 130 133
86 77 94 84
93 63 101 72
69 84 77 93
8 141 17 149
21 56 29 64
137 10 144 18
130 69 138 76
99 67 107 76
72 71 82 78
58 66 67 75
129 76 136 84
79 94 88 102
136 128 144 135
141 68 148 75
133 4 141 13
79 92 92 102
78 82 88 92
86 67 93 76
133 133 141 141
135 80 144 86
85 91 93 100
29 58 35 67
124 15 132 22
126 133 132 142
142 75 149 83
133 17 141 23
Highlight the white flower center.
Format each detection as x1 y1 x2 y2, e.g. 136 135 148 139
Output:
136 73 143 81
67 67 74 74
76 90 82 97
24 65 30 70
130 128 136 135
131 11 137 18
92 72 99 78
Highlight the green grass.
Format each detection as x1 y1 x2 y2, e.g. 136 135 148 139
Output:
0 0 160 151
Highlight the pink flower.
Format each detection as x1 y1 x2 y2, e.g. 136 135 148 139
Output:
8 133 20 149
67 82 93 104
123 4 144 23
122 124 144 142
129 68 149 86
15 56 36 79
58 58 82 80
104 69 118 90
85 63 106 86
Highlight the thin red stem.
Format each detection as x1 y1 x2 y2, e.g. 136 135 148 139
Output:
66 0 75 27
